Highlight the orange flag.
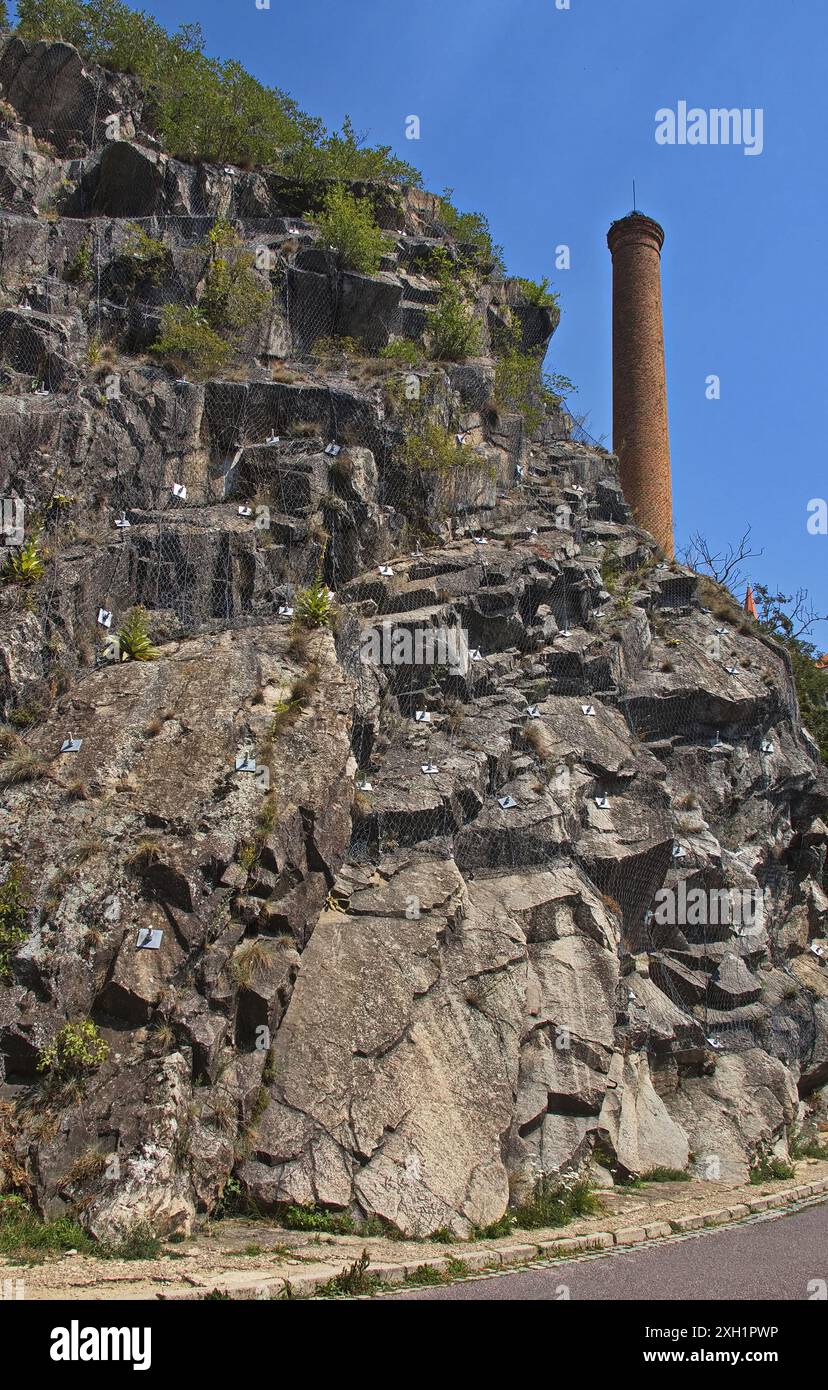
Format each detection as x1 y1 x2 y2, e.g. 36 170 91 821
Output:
744 584 758 620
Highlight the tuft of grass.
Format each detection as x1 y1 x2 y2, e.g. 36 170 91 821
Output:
102 1222 162 1261
126 838 163 873
749 1154 795 1185
512 1176 601 1231
58 1148 108 1192
471 1214 514 1240
0 1196 93 1261
231 938 275 988
279 1203 354 1235
640 1167 690 1183
789 1127 828 1161
0 751 50 787
402 1263 449 1287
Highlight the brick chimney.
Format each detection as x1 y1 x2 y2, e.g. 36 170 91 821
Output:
607 212 673 558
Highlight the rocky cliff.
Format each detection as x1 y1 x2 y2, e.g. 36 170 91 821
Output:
1 37 827 1241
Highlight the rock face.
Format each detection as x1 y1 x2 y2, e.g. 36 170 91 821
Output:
1 38 827 1238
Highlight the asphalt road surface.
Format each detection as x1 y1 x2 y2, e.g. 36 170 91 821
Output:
386 1200 828 1300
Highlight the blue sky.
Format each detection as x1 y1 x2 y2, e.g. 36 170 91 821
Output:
16 1 828 644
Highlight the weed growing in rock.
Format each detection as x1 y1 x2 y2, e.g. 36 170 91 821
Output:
231 938 274 988
789 1127 828 1161
126 838 162 873
65 237 93 284
317 1249 378 1297
295 578 332 629
2 534 45 586
104 1221 162 1261
379 339 423 367
437 190 503 271
471 1214 514 1239
401 421 488 478
58 1148 108 1192
313 187 387 275
116 607 158 661
0 865 29 982
37 1020 109 1083
494 348 545 431
121 223 169 287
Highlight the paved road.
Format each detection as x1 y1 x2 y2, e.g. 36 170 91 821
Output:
386 1200 828 1300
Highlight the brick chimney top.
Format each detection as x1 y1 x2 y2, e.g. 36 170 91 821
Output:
607 212 665 253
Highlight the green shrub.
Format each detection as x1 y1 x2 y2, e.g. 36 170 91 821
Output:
285 114 421 185
2 533 45 586
295 578 332 630
151 305 231 377
379 339 422 366
65 237 92 284
541 368 575 412
407 244 454 280
121 223 168 286
427 282 481 361
312 187 387 275
494 348 545 431
514 276 560 311
438 189 504 270
601 543 625 594
116 607 158 662
202 219 271 334
512 1176 601 1230
0 865 29 983
401 421 489 478
37 1019 109 1081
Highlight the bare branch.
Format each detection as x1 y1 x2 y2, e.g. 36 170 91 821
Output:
679 527 763 593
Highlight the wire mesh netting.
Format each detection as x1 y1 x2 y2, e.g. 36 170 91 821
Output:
0 52 824 1108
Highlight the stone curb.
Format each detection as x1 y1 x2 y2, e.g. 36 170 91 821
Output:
159 1180 828 1300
